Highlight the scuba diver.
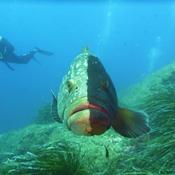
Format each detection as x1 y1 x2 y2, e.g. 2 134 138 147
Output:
0 36 54 71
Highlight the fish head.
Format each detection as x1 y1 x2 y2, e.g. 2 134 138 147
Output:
57 51 117 136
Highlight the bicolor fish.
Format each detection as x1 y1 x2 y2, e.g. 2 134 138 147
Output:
51 49 150 137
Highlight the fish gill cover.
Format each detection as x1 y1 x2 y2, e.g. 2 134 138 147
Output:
0 60 175 174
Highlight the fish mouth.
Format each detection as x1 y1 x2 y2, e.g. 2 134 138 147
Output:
67 103 111 136
69 103 110 117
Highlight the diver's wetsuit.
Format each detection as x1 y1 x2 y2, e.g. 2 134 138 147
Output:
3 51 36 64
0 36 36 64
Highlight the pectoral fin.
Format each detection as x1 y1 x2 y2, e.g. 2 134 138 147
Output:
51 89 62 123
112 108 150 138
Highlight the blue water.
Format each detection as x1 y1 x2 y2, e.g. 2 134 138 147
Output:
0 1 175 133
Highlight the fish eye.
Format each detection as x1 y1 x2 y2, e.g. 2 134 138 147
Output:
101 80 109 90
67 79 75 93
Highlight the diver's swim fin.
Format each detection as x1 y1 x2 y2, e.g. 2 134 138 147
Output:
50 89 62 123
35 47 54 56
5 62 15 71
33 57 41 65
112 107 150 138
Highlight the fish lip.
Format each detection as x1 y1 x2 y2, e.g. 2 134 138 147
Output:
69 103 110 118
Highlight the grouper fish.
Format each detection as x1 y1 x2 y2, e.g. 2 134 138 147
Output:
52 49 150 137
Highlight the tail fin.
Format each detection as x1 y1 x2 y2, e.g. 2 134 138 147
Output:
35 47 54 56
112 108 150 138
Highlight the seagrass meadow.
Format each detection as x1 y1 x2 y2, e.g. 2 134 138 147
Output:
0 61 175 175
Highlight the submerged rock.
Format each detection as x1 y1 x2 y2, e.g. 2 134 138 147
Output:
118 61 175 174
0 61 175 175
0 123 124 175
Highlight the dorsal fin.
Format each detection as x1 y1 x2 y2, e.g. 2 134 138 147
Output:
50 89 62 123
82 47 89 54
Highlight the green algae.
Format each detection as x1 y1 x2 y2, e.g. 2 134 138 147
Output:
116 62 175 174
0 141 89 175
0 123 124 175
0 61 175 175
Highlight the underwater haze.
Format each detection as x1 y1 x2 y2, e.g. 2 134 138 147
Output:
0 0 175 133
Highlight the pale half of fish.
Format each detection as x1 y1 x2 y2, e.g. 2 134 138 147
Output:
51 49 150 137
